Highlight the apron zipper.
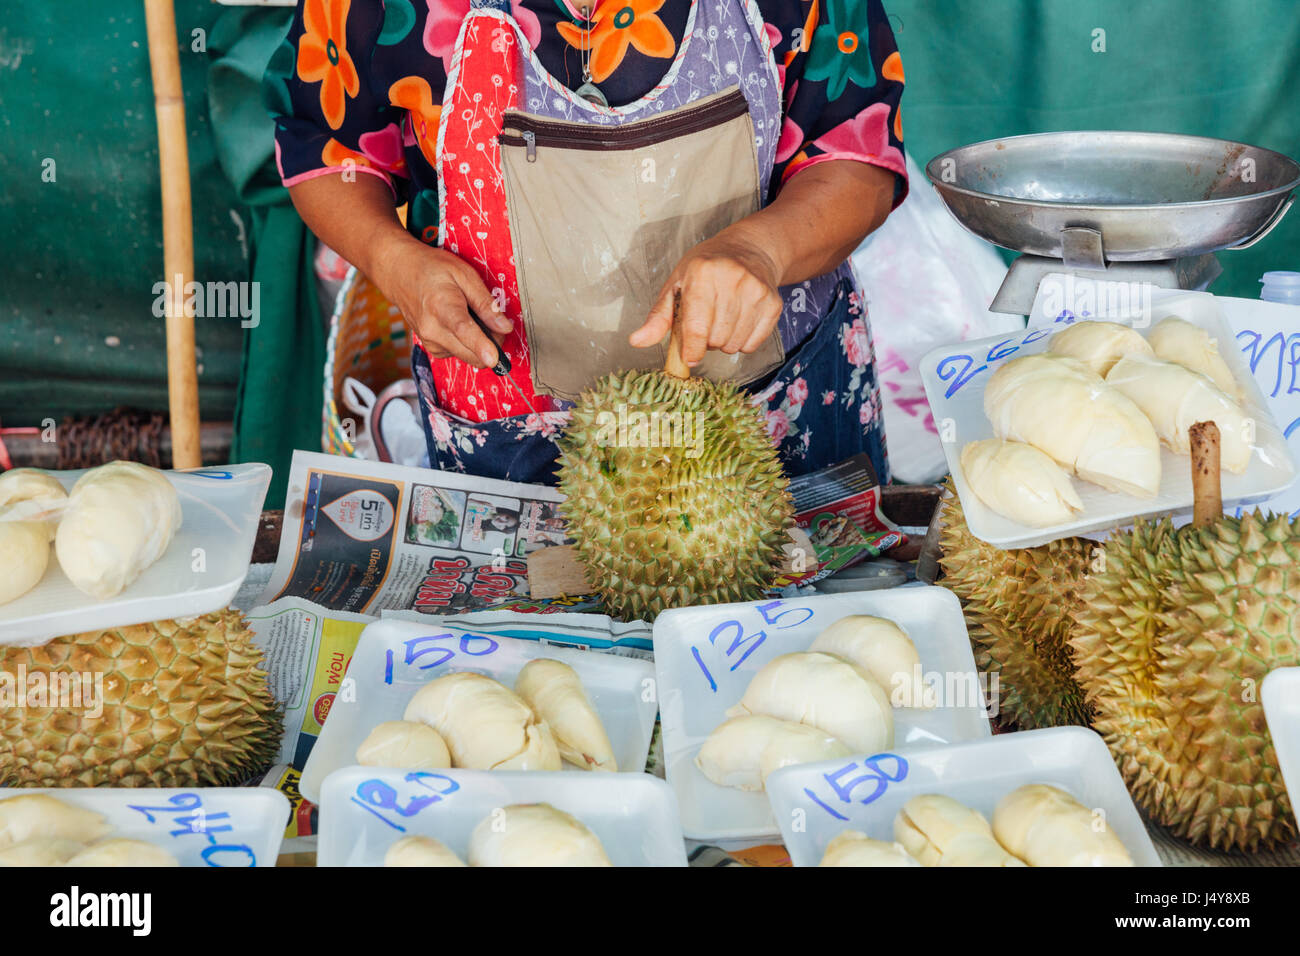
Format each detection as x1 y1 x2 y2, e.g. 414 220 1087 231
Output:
499 88 749 154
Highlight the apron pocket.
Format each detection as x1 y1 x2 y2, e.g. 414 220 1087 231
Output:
499 87 785 401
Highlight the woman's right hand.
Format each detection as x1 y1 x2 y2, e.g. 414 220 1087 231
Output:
372 232 512 369
286 173 510 370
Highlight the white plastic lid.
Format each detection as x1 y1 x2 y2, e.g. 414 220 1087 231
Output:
1261 270 1300 285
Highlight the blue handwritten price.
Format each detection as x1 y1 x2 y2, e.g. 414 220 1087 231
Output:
1237 329 1300 404
802 754 909 821
351 771 460 832
690 600 815 692
384 631 500 684
128 793 256 867
934 327 1053 398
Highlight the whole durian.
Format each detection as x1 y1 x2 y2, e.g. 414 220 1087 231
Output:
556 370 794 621
1071 513 1299 852
0 609 282 788
938 481 1094 729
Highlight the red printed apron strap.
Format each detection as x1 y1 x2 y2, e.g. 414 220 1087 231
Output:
432 6 554 421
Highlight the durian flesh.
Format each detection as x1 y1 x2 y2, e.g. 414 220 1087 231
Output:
1048 320 1153 375
0 794 110 848
958 438 1083 529
727 652 894 754
992 783 1133 866
1146 316 1243 400
818 831 921 867
355 720 451 770
66 838 179 867
695 715 850 791
555 370 795 621
984 353 1161 497
0 468 68 606
809 614 933 708
384 834 466 867
403 672 561 771
467 803 612 867
1106 354 1252 473
515 659 617 771
54 461 182 599
893 794 1025 867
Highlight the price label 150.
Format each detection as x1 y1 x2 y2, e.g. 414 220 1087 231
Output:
384 631 501 684
802 754 909 821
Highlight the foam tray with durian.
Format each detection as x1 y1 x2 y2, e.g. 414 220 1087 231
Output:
919 292 1296 549
296 618 658 804
0 788 290 867
653 589 992 846
0 460 271 645
766 725 1161 866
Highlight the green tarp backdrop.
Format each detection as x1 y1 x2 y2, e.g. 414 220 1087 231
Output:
1 0 1297 504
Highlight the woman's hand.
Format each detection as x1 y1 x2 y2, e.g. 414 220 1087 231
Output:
628 161 897 365
370 233 511 369
630 224 785 367
287 172 509 369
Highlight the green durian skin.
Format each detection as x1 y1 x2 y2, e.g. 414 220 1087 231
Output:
556 370 794 622
938 481 1094 730
1071 512 1300 853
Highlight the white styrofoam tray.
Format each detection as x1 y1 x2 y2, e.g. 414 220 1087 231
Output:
298 618 658 803
0 787 290 867
765 726 1160 866
317 766 687 866
0 463 272 646
1262 667 1300 801
920 286 1296 548
653 588 992 845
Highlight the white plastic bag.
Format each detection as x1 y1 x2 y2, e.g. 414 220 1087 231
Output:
853 153 1023 484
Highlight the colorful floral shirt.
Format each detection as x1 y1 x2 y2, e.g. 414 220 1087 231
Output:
271 0 908 242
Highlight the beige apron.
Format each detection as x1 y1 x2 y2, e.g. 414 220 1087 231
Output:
498 87 785 401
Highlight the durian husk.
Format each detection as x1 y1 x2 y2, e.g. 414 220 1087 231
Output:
1071 513 1299 852
938 480 1094 729
556 370 794 621
0 609 282 788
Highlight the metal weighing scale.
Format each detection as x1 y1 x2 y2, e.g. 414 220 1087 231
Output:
925 131 1300 315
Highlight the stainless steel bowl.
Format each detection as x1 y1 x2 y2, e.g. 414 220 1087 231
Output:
926 131 1299 262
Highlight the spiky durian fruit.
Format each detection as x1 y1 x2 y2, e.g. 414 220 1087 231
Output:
0 609 281 788
1071 513 1299 852
938 482 1094 729
556 370 794 621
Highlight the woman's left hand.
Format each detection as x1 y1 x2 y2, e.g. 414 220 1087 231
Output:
629 224 785 367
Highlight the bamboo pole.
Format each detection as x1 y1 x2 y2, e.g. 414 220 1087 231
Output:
143 0 201 469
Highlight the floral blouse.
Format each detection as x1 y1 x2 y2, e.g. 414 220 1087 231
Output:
271 0 908 241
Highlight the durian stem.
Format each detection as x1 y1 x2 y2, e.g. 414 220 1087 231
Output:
665 288 691 380
1190 420 1222 527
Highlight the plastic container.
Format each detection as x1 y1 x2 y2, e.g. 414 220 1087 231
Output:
0 787 290 867
298 619 658 803
653 588 992 846
765 726 1161 867
921 287 1296 548
0 463 272 647
1260 271 1300 305
1262 667 1300 800
316 766 687 866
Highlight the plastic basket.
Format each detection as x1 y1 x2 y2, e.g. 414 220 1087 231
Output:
321 268 414 457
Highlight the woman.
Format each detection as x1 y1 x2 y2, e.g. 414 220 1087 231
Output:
274 0 906 484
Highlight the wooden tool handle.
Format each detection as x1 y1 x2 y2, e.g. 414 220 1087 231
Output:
664 288 691 380
1190 420 1222 527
